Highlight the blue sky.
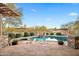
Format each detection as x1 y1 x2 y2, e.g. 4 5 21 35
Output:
16 3 79 28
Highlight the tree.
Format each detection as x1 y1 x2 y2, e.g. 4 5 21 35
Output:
61 17 79 35
2 3 23 45
34 26 47 33
3 3 22 28
3 3 23 34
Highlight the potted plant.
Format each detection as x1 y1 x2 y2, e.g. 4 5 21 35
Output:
58 41 64 45
12 40 18 45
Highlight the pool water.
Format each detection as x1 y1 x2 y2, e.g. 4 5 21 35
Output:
32 35 68 41
33 37 46 41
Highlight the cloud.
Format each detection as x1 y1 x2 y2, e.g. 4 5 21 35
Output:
69 12 78 16
31 9 37 12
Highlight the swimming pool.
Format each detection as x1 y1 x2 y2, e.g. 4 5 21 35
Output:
32 35 68 41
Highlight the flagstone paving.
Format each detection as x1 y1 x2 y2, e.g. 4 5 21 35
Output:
0 41 79 56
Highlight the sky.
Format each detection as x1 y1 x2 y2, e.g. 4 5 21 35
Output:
16 3 79 28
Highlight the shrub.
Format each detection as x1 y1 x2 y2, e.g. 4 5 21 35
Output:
21 38 28 40
50 33 54 35
8 33 15 39
15 34 22 38
24 32 29 37
46 33 49 35
58 41 64 45
30 32 35 36
56 33 62 35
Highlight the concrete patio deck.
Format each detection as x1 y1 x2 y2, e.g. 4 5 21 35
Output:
0 41 79 56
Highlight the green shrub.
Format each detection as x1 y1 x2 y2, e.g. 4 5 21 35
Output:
24 32 29 37
46 33 49 35
30 32 35 36
15 34 22 38
8 33 15 39
50 33 54 35
56 33 62 35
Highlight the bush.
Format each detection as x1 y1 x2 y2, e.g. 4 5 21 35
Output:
21 38 28 40
56 33 62 35
12 41 18 45
50 33 54 35
58 41 64 45
24 32 29 37
30 32 35 36
46 33 49 35
15 34 22 38
8 33 15 39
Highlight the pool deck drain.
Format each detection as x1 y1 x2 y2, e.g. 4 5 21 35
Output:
0 41 79 56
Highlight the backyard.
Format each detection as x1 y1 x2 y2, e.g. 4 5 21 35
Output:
0 3 79 56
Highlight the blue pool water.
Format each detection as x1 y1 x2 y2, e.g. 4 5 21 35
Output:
32 35 68 41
